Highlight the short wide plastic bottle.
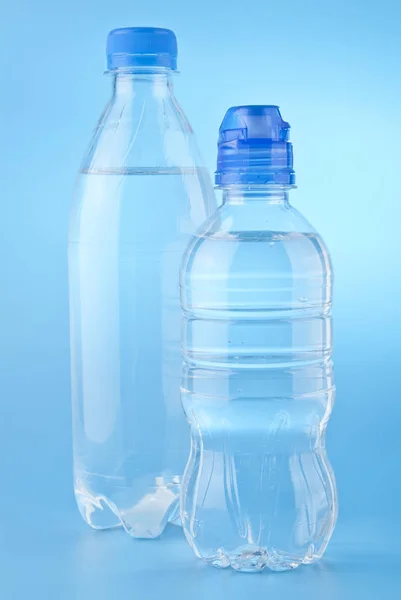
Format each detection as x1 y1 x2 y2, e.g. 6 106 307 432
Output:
68 27 215 538
180 106 337 571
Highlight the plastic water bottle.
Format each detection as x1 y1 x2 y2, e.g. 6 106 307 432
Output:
180 106 337 571
68 27 215 538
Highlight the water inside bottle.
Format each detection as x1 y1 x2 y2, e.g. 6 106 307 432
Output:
69 167 212 537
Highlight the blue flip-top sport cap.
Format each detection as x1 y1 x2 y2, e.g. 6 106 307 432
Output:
215 106 295 186
107 27 178 71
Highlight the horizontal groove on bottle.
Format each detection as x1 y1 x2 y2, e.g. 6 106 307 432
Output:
180 386 336 402
181 305 332 320
182 357 334 374
182 355 331 370
180 274 331 283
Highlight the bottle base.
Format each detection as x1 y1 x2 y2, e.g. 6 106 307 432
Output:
205 546 301 573
199 543 328 573
74 474 181 539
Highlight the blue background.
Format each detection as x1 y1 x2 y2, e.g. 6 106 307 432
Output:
1 0 400 597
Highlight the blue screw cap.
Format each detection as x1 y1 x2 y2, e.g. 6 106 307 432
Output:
106 27 178 71
215 106 295 186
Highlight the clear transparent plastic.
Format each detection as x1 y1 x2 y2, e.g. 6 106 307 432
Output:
180 186 337 571
68 71 215 538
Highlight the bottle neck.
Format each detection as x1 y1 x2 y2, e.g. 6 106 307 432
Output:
221 186 291 206
111 69 174 99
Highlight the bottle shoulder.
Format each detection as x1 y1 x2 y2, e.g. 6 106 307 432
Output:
201 203 318 236
80 94 203 172
181 203 332 281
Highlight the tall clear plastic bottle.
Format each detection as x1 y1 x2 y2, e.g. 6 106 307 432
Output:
68 27 215 538
180 106 337 571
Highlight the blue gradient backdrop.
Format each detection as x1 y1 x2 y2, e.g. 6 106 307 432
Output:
1 0 400 598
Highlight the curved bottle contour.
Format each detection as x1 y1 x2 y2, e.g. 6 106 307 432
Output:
76 71 203 176
69 67 216 538
180 190 337 570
